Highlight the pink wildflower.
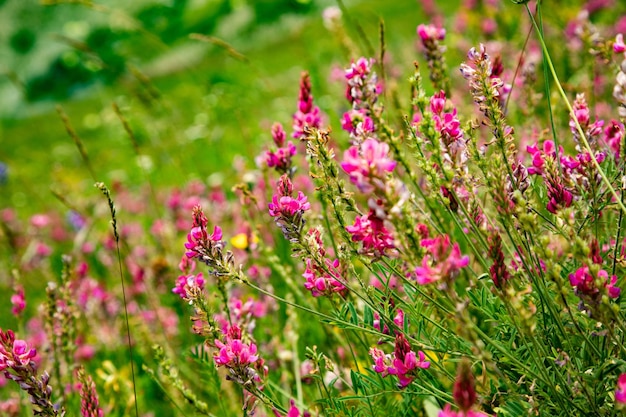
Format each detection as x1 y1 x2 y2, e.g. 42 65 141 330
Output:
341 138 397 193
417 24 446 42
369 333 429 388
345 57 381 109
615 34 626 54
604 120 624 159
414 234 469 285
266 123 297 173
616 373 626 403
213 325 259 369
10 286 25 316
268 175 311 241
346 210 395 256
569 265 620 299
172 272 205 300
341 109 375 137
302 258 346 298
293 72 322 139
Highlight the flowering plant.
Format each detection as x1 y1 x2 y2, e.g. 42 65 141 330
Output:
3 1 626 416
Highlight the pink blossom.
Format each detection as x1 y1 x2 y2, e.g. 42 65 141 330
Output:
341 109 375 136
605 120 624 159
346 210 395 256
369 334 429 388
10 286 25 316
341 138 397 193
214 326 259 368
430 90 446 114
184 225 223 259
293 72 322 139
172 273 205 299
346 57 373 80
303 258 346 297
11 340 37 367
417 24 446 42
616 373 626 403
615 34 626 54
268 192 310 218
415 235 469 285
569 265 620 299
266 142 297 173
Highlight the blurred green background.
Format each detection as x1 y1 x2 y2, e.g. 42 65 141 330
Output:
0 0 449 217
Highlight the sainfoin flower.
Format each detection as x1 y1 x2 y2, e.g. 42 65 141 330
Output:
616 373 626 403
346 209 395 256
414 234 469 285
302 258 346 298
268 174 311 242
569 265 620 299
293 71 322 139
10 286 25 316
369 333 430 388
341 138 397 193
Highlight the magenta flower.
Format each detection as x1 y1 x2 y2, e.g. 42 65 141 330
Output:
10 286 25 317
346 210 395 256
369 334 429 388
604 120 624 160
616 373 626 403
214 338 259 367
172 273 205 299
569 266 620 299
615 34 626 54
341 138 397 193
11 340 37 367
214 325 260 371
269 175 311 241
341 109 375 137
369 347 392 377
293 72 322 139
302 258 346 298
345 57 381 109
268 192 311 218
417 24 446 42
414 234 469 285
184 224 223 259
266 124 297 174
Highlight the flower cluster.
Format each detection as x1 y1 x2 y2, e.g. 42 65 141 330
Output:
268 174 311 242
346 209 395 257
76 366 103 417
369 333 430 388
184 205 234 276
414 234 469 286
340 138 397 194
344 57 381 143
172 256 205 302
293 72 322 139
430 91 468 174
569 265 620 311
214 325 265 387
266 123 297 175
302 228 346 298
417 24 449 95
570 93 604 151
0 329 64 416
